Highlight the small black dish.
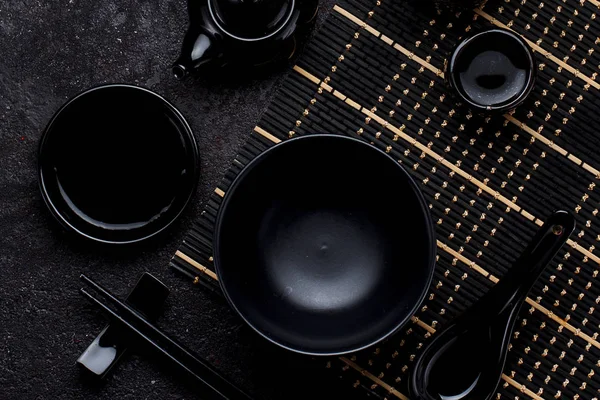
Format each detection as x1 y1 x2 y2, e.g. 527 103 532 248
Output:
447 28 536 113
38 84 199 245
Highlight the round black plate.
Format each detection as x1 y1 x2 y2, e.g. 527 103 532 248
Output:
214 134 436 355
38 84 199 244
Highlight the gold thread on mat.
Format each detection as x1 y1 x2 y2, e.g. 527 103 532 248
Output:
332 90 347 101
292 66 600 267
359 109 524 214
288 19 361 139
333 5 600 180
567 239 600 265
568 154 583 165
379 79 534 219
437 240 500 283
332 5 381 37
474 9 600 91
339 357 409 400
524 298 600 350
410 316 436 333
436 239 600 351
333 5 445 78
501 373 545 400
381 34 394 45
175 250 218 281
254 126 282 143
504 115 569 157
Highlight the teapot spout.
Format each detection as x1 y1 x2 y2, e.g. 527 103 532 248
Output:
172 29 222 80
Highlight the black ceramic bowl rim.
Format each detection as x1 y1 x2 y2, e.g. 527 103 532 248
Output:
213 134 437 356
38 84 200 245
447 28 536 113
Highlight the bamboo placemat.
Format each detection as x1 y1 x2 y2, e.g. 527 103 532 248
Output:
170 0 600 398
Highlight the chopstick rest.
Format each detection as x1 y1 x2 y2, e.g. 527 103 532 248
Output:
77 273 169 377
78 274 253 400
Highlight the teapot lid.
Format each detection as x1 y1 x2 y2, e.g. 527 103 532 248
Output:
209 0 295 40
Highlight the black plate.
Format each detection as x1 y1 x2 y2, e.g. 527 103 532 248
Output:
38 84 199 244
214 134 436 355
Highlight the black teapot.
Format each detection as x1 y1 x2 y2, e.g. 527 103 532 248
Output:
172 0 318 79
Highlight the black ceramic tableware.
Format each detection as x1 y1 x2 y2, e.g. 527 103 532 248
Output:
78 273 169 377
213 134 437 355
447 28 536 114
172 0 319 79
409 210 575 400
79 274 253 400
38 84 199 244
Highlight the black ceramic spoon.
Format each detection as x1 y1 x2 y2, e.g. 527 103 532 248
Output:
409 210 575 400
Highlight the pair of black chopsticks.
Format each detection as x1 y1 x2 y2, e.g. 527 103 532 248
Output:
79 274 253 400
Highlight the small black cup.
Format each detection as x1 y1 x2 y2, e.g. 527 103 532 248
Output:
447 28 536 114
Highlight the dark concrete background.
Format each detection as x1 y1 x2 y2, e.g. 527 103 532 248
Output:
0 1 342 399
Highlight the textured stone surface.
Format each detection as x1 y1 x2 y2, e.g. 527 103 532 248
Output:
0 1 339 398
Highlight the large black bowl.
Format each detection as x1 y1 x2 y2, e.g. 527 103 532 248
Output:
38 84 199 245
214 134 436 355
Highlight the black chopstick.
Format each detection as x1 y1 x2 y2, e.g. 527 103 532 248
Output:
79 275 253 400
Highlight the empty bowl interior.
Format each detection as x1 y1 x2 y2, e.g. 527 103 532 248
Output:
215 135 435 354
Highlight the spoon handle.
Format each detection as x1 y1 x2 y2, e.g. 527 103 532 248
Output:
475 210 576 318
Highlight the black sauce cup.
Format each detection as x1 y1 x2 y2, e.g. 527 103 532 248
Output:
446 28 536 114
38 84 200 245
